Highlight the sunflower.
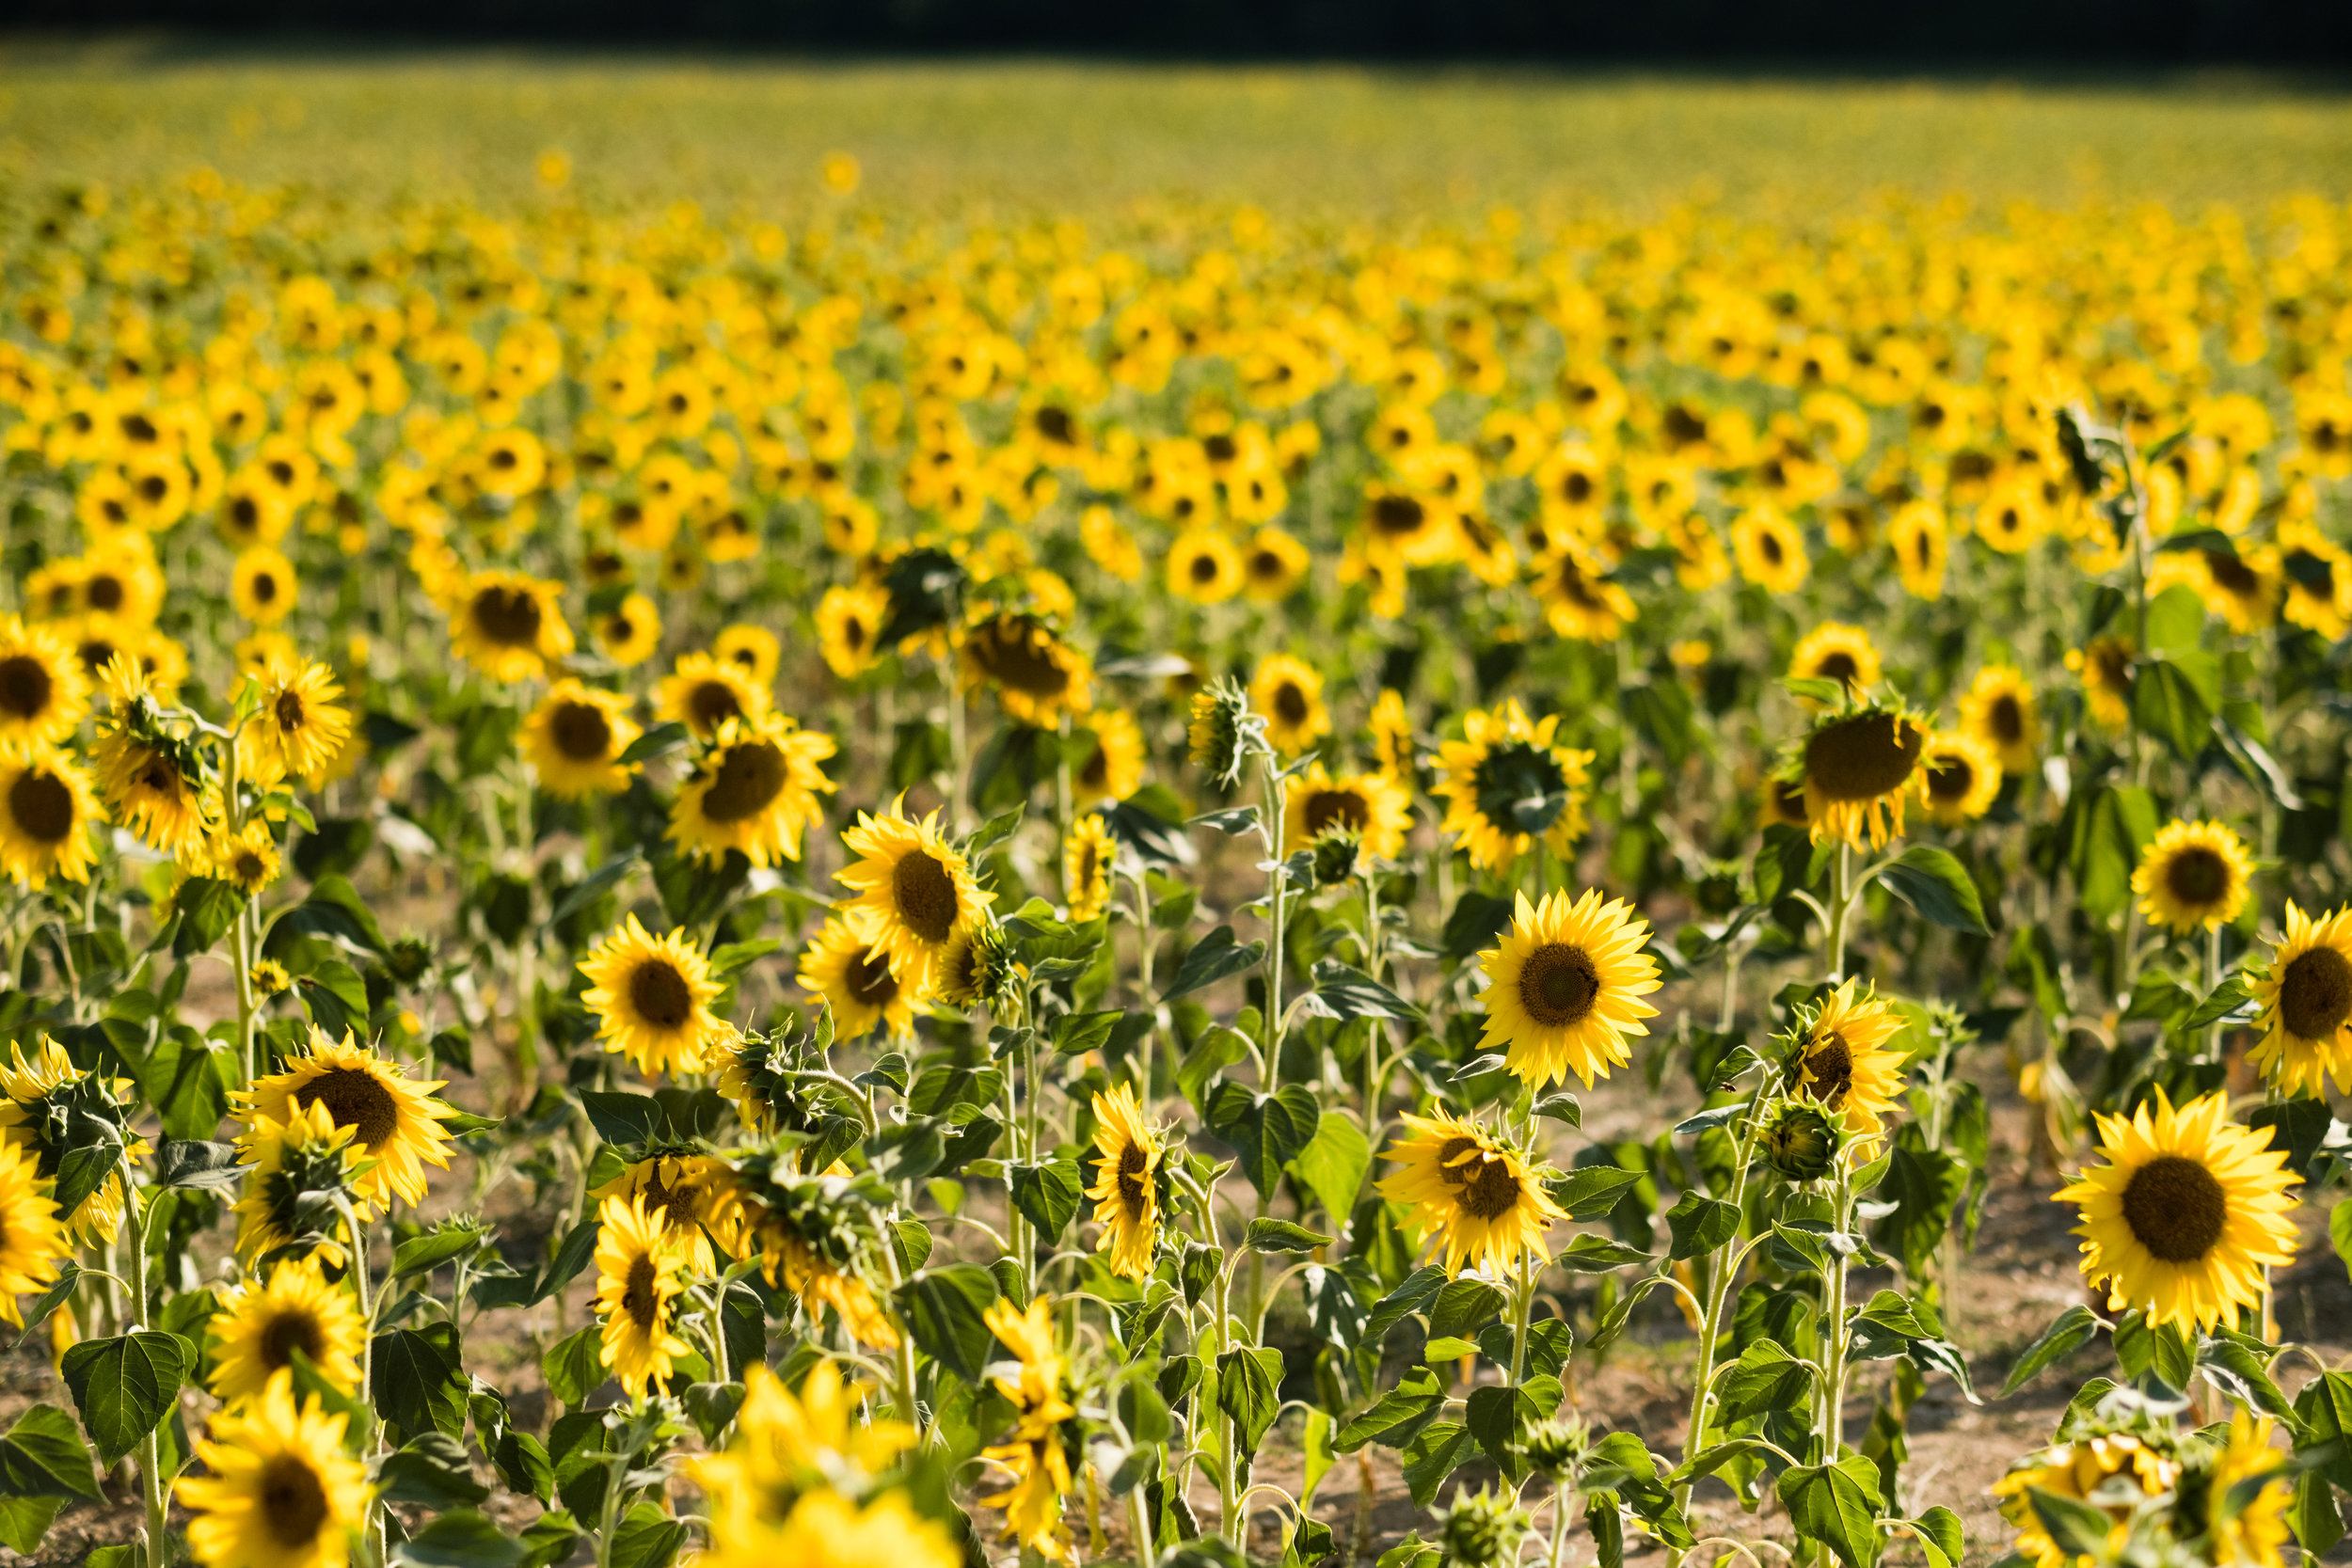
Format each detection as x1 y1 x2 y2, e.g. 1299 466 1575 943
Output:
239 1029 458 1210
230 546 298 626
521 679 640 799
2132 818 2255 936
0 1143 63 1328
980 1294 1075 1562
595 592 662 668
1785 979 1909 1152
1281 762 1411 867
658 651 771 740
1166 529 1242 605
1477 888 1661 1089
1730 504 1809 594
2068 636 2136 732
238 658 354 790
669 716 837 869
935 917 1020 1012
0 743 102 887
1993 1432 2179 1568
1369 688 1415 781
2249 902 2352 1098
1251 653 1329 755
1073 706 1146 801
961 612 1093 727
1788 623 1882 703
1376 1109 1568 1277
729 1492 961 1568
1763 775 1812 830
0 1039 148 1244
230 1101 369 1269
712 624 780 687
1085 1084 1161 1279
817 583 889 679
208 1257 367 1405
1241 526 1311 600
2203 1417 2293 1568
1885 498 1948 598
835 800 993 987
1531 546 1637 641
92 721 210 855
2056 1088 2297 1332
1958 665 2039 774
749 1207 900 1350
1918 729 2002 826
1062 811 1114 922
593 1192 693 1400
592 1152 744 1275
801 917 920 1039
179 1371 371 1568
249 957 293 998
1433 700 1597 873
449 569 572 683
1788 700 1927 849
580 915 729 1078
2280 519 2352 641
0 618 88 748
208 817 281 895
691 1360 916 1518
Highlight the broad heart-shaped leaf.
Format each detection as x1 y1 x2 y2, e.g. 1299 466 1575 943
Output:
154 1138 244 1191
578 1091 665 1147
1289 1109 1370 1227
59 1332 185 1465
2294 1370 2352 1491
393 1507 532 1568
376 1433 492 1510
893 1263 999 1383
1401 1419 1475 1509
1665 1191 1740 1260
1009 1158 1085 1243
614 721 691 768
1216 1345 1284 1455
374 1326 469 1437
1204 1082 1321 1198
0 1497 59 1556
1776 1455 1884 1568
170 877 246 958
1335 1367 1447 1453
609 1500 690 1568
540 1326 606 1409
1904 1507 1965 1568
1162 926 1266 1002
1308 958 1422 1022
2001 1304 2104 1396
1360 1267 1447 1347
0 1404 100 1501
1877 847 1990 936
2136 648 2222 761
394 1219 492 1280
1544 1165 1643 1219
296 958 371 1038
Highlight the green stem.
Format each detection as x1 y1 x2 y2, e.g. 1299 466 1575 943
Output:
126 1187 167 1568
1818 1166 1854 1463
1826 842 1852 982
1670 1115 1761 1566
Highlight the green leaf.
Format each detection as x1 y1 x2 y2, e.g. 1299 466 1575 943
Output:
1244 1217 1332 1253
1716 1341 1816 1422
2001 1304 2103 1396
1877 847 1990 935
2186 974 2260 1032
1428 1278 1510 1338
1544 1165 1643 1219
2136 649 2222 761
1334 1367 1446 1452
615 721 691 767
0 1497 58 1556
1216 1345 1284 1454
1009 1158 1085 1243
2027 1485 2115 1561
1906 1507 1965 1568
541 1325 606 1409
1665 1192 1740 1260
10 1266 80 1347
2293 1469 2344 1556
578 1091 664 1146
394 1219 492 1280
394 1508 531 1568
1162 926 1266 1002
296 958 371 1037
1776 1456 1883 1568
1307 958 1422 1021
609 1500 690 1568
171 877 246 958
1400 1419 1474 1508
59 1332 185 1466
532 1219 600 1307
893 1264 997 1382
377 1433 492 1510
1204 1082 1320 1199
1558 1234 1653 1272
1289 1108 1370 1227
1360 1267 1446 1345
549 851 641 925
373 1326 468 1437
1300 1406 1338 1509
155 1138 244 1191
0 1405 99 1501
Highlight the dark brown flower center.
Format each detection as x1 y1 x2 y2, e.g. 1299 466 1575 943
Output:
261 1454 331 1547
629 958 696 1029
2163 846 2231 907
1927 757 1975 803
1817 651 1859 686
470 584 545 648
1802 1031 1853 1108
2280 944 2352 1040
275 689 307 733
1189 551 1220 585
8 771 73 844
623 1254 660 1330
1804 712 1925 802
1518 942 1600 1028
1760 530 1786 565
2206 552 2259 596
1990 694 2024 744
1371 494 1425 536
688 680 742 732
1457 1156 1523 1220
699 739 787 823
552 701 614 762
1273 682 1310 726
1116 1140 1150 1218
2120 1153 2228 1262
294 1067 401 1148
894 850 960 942
1303 788 1370 837
0 655 54 721
261 1308 326 1372
847 950 898 1007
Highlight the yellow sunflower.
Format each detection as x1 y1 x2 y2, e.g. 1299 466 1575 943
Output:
0 617 88 748
1376 1109 1569 1277
1789 701 1928 849
714 623 782 685
1063 811 1114 922
0 1039 148 1243
178 1370 371 1568
230 1102 370 1269
1477 889 1661 1089
238 1028 458 1210
1730 503 1809 594
208 1257 367 1405
1532 546 1637 641
238 658 354 790
1788 623 1882 703
2205 1417 2293 1568
1073 706 1146 802
1886 499 1947 599
1251 653 1329 755
1241 526 1311 601
817 583 889 679
595 592 662 668
962 612 1094 727
1368 688 1415 781
1085 1084 1160 1279
2249 901 2352 1099
1787 978 1908 1151
2057 1088 2297 1332
1993 1432 2179 1568
591 1152 744 1275
801 916 921 1040
669 716 837 869
2132 818 2255 936
980 1294 1075 1562
0 743 103 888
2068 636 2136 732
581 914 728 1076
1167 529 1242 605
1958 665 2039 774
658 651 771 741
1432 699 1597 873
448 570 572 684
1281 762 1412 867
1918 729 2003 826
207 817 281 895
753 1220 900 1350
731 1491 962 1568
521 679 640 799
594 1192 693 1400
92 723 210 856
834 800 993 988
230 546 298 626
0 1142 64 1327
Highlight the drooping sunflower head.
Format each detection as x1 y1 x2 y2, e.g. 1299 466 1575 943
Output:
0 618 88 749
1434 700 1597 873
1917 728 2002 827
834 800 993 988
1788 700 1928 849
1186 677 1267 791
208 1256 367 1406
1533 546 1637 641
1086 1084 1163 1280
450 569 573 683
2056 1087 2298 1333
669 715 838 870
2132 818 2255 936
977 1291 1078 1561
1477 888 1661 1090
92 714 212 856
0 1038 148 1245
238 1028 457 1211
0 742 103 889
1788 622 1882 705
178 1370 371 1568
1281 762 1411 869
1782 978 1908 1151
1250 652 1329 755
579 914 728 1079
522 679 640 800
733 1161 900 1350
801 916 921 1040
1958 663 2039 774
230 1100 373 1269
2249 901 2352 1099
1375 1109 1569 1277
593 1191 693 1400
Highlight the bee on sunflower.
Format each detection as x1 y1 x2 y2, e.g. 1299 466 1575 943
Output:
979 1294 1076 1562
1085 1084 1162 1278
1377 1109 1569 1277
1783 979 1908 1153
834 800 993 988
0 617 88 748
2131 818 2255 936
1432 699 1596 873
594 1192 694 1399
0 742 103 888
2248 902 2352 1098
207 1256 367 1404
1782 698 1928 849
1476 889 1661 1089
238 1028 458 1210
178 1371 371 1568
447 568 573 683
669 715 837 869
1917 729 2003 826
1281 761 1411 867
1250 652 1330 755
521 679 640 799
2056 1087 2297 1332
579 915 729 1077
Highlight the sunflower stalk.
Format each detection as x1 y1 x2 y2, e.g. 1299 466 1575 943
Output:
124 1182 169 1568
1669 1102 1764 1566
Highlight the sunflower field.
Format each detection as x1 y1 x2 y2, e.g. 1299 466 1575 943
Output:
8 55 2352 1568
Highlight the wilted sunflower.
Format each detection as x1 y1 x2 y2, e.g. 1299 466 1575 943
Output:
1433 700 1596 873
238 658 354 790
2249 902 2352 1098
207 817 281 895
1377 1109 1568 1277
1085 1084 1161 1278
208 1256 367 1404
817 583 889 679
1062 811 1114 921
1250 653 1329 755
0 743 103 888
961 611 1093 727
178 1371 371 1568
449 568 572 682
1281 762 1411 867
1786 979 1908 1150
1787 700 1927 849
594 1192 693 1400
835 800 993 987
1073 706 1146 801
669 716 837 869
2067 636 2136 732
1918 729 2002 826
2132 818 2254 935
1730 503 1809 594
1958 664 2039 774
240 1028 457 1210
2057 1088 2297 1332
521 679 639 799
0 618 87 748
580 915 728 1077
0 1142 63 1327
1788 622 1882 703
659 650 771 740
0 1039 148 1244
801 917 920 1039
1477 889 1661 1089
979 1294 1075 1562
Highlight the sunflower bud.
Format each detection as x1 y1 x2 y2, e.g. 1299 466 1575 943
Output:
1519 1415 1589 1478
938 916 1021 1011
1310 825 1364 887
1758 1101 1839 1182
1438 1484 1532 1568
1186 676 1267 791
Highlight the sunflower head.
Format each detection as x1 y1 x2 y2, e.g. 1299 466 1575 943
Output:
178 1370 371 1568
1757 1101 1842 1183
1788 622 1883 705
580 914 727 1078
231 1101 375 1268
2132 818 2254 937
1437 1483 1534 1568
0 1039 147 1244
238 1028 456 1211
1476 888 1661 1089
1918 729 2002 827
1780 978 1909 1152
834 800 993 989
1787 699 1928 849
1434 701 1597 873
1086 1084 1165 1279
1375 1109 1569 1277
936 917 1022 1012
1186 677 1267 791
2250 901 2352 1098
208 1256 368 1405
